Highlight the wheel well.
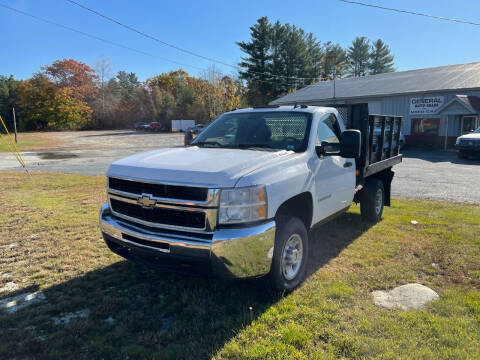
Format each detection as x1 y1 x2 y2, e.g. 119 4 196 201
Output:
376 168 394 207
275 192 313 229
355 168 394 206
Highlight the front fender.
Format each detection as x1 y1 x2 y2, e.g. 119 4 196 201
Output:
235 154 314 219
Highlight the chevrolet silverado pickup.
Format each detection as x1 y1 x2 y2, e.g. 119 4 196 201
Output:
100 106 402 291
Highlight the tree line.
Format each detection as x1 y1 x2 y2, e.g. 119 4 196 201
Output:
238 17 394 105
0 59 244 131
0 17 394 131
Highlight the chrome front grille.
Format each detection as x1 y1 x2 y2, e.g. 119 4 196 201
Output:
460 138 480 147
107 177 219 232
109 177 209 201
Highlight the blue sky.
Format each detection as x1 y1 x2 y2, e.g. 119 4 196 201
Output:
1 0 479 81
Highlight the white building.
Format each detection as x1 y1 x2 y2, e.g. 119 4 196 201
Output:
271 62 480 147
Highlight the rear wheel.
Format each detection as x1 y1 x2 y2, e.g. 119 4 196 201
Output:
360 178 384 223
270 217 308 292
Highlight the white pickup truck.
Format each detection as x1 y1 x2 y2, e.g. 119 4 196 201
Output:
100 106 402 291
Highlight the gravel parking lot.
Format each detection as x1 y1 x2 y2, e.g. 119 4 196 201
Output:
1 130 479 203
0 131 184 175
392 149 480 204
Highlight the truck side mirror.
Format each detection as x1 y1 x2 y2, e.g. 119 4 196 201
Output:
184 129 193 146
316 141 340 157
340 130 361 158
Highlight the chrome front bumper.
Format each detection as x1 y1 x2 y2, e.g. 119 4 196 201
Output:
99 203 276 278
456 144 480 152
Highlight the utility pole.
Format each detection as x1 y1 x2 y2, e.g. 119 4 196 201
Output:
333 66 337 103
12 107 17 143
101 67 105 119
444 115 449 150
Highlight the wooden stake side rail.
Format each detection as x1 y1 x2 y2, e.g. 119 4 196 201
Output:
363 114 403 178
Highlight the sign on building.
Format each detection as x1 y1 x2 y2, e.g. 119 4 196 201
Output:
410 96 444 115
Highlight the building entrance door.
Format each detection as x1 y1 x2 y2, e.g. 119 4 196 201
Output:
461 116 478 134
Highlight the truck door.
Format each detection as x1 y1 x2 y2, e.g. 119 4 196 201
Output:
312 113 355 223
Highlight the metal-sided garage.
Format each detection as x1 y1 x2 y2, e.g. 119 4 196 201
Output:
271 62 480 148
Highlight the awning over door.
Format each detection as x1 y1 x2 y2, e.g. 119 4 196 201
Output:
435 95 480 115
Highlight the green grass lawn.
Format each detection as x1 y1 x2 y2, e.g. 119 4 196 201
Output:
0 171 479 359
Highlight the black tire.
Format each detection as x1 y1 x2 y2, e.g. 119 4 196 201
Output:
270 217 309 292
457 151 468 159
360 178 384 223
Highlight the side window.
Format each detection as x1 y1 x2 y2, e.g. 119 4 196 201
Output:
316 114 341 145
201 116 238 145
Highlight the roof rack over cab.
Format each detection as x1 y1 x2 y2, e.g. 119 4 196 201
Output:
293 103 308 109
252 105 280 108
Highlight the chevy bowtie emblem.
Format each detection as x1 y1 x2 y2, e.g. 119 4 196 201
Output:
137 194 156 209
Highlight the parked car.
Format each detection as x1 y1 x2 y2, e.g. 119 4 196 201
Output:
134 122 149 131
100 106 402 291
148 122 170 132
188 124 206 134
455 126 480 158
148 122 162 132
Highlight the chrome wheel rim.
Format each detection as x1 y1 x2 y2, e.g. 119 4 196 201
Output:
281 234 303 281
375 188 383 215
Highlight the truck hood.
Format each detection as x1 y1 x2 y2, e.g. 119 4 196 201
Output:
458 133 480 140
107 146 296 187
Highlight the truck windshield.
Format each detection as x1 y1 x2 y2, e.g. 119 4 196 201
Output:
192 111 312 152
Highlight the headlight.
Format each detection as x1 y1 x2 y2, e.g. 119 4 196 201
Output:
219 185 267 224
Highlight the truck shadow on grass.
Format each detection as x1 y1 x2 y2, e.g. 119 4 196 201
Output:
307 211 372 277
1 212 370 360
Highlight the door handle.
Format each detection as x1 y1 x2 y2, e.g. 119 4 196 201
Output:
343 162 353 168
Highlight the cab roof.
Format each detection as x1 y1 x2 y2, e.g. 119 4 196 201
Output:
227 105 336 116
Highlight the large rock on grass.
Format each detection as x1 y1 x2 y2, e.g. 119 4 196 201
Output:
372 283 439 311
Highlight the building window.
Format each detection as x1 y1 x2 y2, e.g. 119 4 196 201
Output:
411 118 439 135
461 116 478 135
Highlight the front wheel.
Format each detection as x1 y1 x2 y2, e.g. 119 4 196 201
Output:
270 217 308 292
457 151 468 159
360 178 384 223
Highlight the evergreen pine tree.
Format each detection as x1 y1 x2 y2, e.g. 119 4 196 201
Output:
270 21 288 98
304 33 324 84
369 39 395 74
321 42 347 80
238 18 326 103
347 36 370 77
279 24 309 91
237 17 273 106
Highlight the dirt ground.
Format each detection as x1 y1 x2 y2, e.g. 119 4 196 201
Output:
48 130 184 150
0 130 184 175
0 130 479 203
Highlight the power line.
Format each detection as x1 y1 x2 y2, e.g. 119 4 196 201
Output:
338 0 480 26
0 2 292 87
65 0 320 81
0 2 205 71
65 0 236 68
0 2 316 89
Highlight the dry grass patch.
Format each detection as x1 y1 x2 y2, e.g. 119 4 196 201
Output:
0 132 64 152
0 171 479 359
